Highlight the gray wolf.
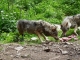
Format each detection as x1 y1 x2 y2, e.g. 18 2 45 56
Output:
61 14 80 36
17 20 59 42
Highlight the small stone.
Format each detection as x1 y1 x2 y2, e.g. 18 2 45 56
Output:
0 58 2 60
43 47 51 52
14 46 23 51
66 42 71 44
61 51 68 55
64 42 73 45
77 52 80 55
31 37 38 41
49 42 53 46
44 48 51 52
10 55 14 57
63 45 68 48
76 44 79 46
14 55 19 58
21 54 30 58
67 58 71 60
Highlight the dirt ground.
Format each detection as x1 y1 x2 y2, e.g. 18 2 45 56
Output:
0 41 80 60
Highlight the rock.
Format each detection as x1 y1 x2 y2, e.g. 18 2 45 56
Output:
49 42 53 46
44 48 51 52
14 46 23 51
21 54 30 58
77 52 80 55
0 58 2 60
43 47 51 52
63 45 68 48
59 49 68 55
63 42 73 45
30 37 38 41
14 55 19 58
61 50 68 55
14 53 21 58
10 55 14 57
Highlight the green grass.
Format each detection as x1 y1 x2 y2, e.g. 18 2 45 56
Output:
66 29 74 36
65 29 80 42
0 28 80 45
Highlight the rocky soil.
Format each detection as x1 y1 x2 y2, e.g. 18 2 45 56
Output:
0 41 80 60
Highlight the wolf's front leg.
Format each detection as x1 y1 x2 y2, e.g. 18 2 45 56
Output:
41 33 49 41
35 31 44 42
74 25 78 36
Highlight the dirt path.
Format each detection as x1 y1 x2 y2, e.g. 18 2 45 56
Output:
0 41 80 60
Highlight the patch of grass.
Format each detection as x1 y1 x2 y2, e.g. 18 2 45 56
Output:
66 29 74 36
58 30 62 37
0 28 80 45
21 33 42 44
77 29 80 35
66 29 80 40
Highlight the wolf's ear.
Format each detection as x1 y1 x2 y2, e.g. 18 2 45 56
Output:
66 22 68 26
54 25 57 29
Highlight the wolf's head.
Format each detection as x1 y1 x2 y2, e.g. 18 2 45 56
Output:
61 22 71 37
61 16 73 37
50 25 59 40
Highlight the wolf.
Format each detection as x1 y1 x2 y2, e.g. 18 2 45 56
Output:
61 14 80 36
17 20 59 42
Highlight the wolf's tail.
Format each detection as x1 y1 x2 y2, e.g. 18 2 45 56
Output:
17 20 24 35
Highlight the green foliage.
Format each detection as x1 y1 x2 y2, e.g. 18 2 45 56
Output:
66 29 74 36
0 32 14 43
60 0 80 15
0 0 80 43
1 0 80 32
0 19 16 32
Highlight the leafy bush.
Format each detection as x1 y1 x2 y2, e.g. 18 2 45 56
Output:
0 19 16 32
1 0 80 32
0 32 14 43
